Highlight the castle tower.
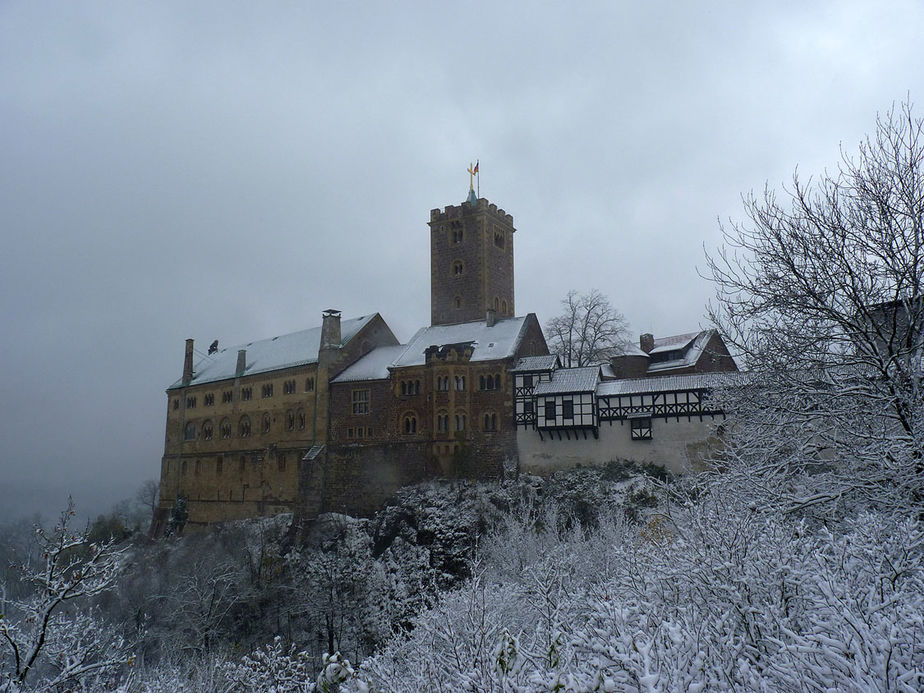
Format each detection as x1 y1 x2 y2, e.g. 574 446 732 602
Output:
429 196 515 325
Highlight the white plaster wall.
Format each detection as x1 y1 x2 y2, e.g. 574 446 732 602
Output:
516 415 725 476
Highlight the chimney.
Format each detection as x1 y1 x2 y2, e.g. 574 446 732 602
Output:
236 349 247 376
486 308 496 327
182 339 194 384
321 309 342 350
640 333 654 353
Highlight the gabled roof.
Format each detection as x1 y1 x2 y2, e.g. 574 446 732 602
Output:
533 366 601 396
331 316 536 384
168 314 378 389
511 354 560 373
597 372 742 396
330 345 407 382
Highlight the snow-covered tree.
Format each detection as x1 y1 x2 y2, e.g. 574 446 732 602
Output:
0 501 129 691
706 99 924 511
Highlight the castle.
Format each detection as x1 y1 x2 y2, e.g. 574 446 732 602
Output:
153 188 736 533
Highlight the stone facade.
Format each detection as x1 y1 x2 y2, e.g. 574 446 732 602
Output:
429 199 515 326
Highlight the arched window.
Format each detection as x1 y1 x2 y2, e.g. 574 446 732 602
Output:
220 418 231 439
262 413 271 434
402 414 417 435
184 422 196 441
494 297 500 311
484 413 498 431
239 415 251 438
286 410 295 431
455 413 466 432
454 296 462 309
454 375 465 391
452 260 464 276
502 300 508 314
305 377 314 392
437 412 449 434
181 460 188 475
201 420 213 440
297 408 306 430
494 374 501 390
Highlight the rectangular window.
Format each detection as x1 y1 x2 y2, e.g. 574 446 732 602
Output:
522 374 533 389
216 457 223 475
186 397 196 408
562 400 574 420
242 387 252 401
352 389 370 414
222 391 233 404
631 416 653 440
204 393 214 406
545 400 556 421
262 383 274 398
524 401 534 416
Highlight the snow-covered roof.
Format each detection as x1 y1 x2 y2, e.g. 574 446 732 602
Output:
330 316 533 384
649 331 702 354
597 372 742 396
510 354 559 372
647 329 714 373
533 366 601 395
168 315 378 389
393 316 531 367
331 345 407 382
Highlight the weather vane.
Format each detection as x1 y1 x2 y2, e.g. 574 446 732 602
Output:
467 160 480 197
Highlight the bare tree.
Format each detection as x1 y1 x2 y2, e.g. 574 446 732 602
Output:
706 99 924 509
546 290 629 368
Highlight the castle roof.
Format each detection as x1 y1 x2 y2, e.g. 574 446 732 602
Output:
331 315 536 383
597 372 741 396
511 354 560 372
646 329 715 373
533 366 602 395
168 314 378 389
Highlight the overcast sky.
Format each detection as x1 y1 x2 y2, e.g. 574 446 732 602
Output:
2 1 923 521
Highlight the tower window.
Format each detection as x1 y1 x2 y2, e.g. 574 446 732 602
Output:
454 413 466 432
454 375 465 391
452 260 464 276
494 229 505 248
437 376 450 391
184 422 196 440
402 414 418 435
483 413 498 431
454 296 462 309
437 412 449 433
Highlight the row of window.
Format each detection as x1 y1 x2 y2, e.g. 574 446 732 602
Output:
184 410 307 441
400 380 420 396
173 378 316 410
435 376 466 391
179 454 288 476
444 221 506 249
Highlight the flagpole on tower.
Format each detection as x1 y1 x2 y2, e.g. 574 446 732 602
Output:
476 159 480 198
